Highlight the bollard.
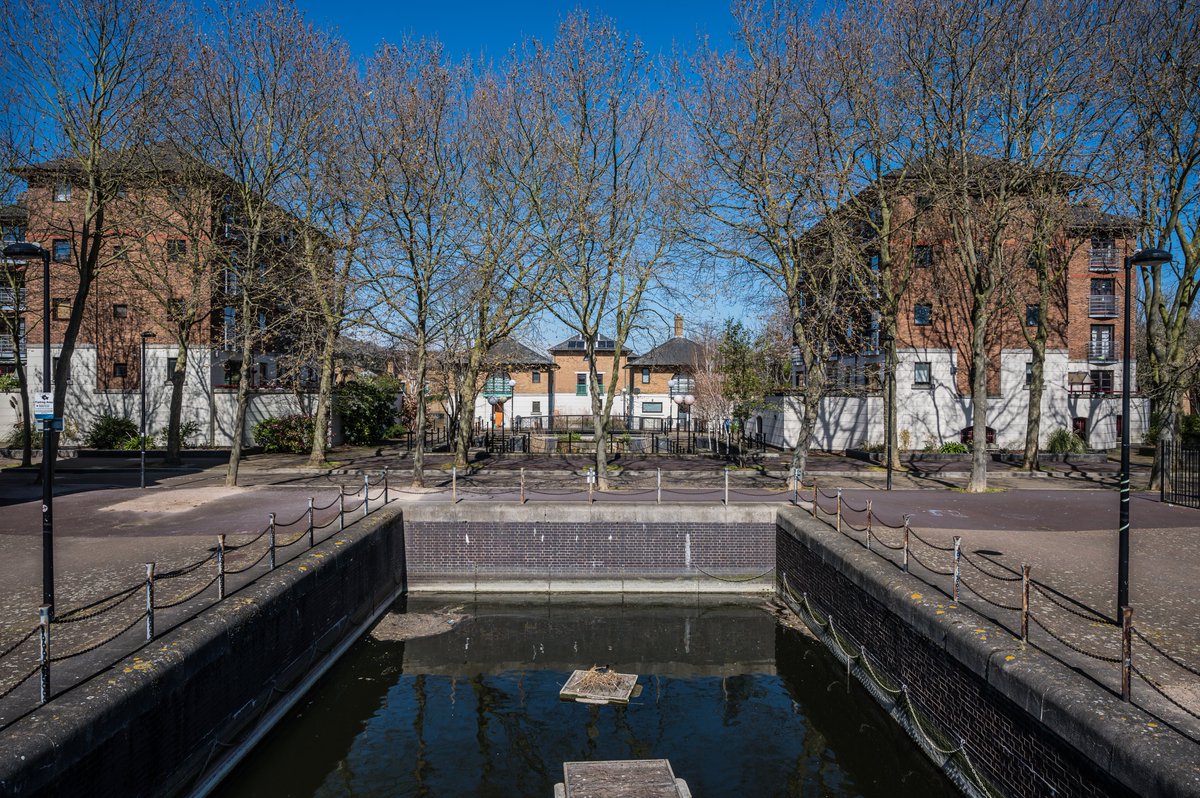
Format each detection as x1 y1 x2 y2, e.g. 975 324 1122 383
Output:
866 500 873 552
1020 564 1030 641
836 488 842 532
902 515 911 573
338 493 345 531
38 606 50 705
452 466 458 503
307 497 315 548
792 469 799 506
588 469 594 504
521 467 526 504
363 475 370 517
145 563 155 641
1121 606 1133 702
952 536 962 601
724 468 729 506
811 479 817 518
217 535 226 600
269 513 277 569
383 469 389 504
657 468 661 504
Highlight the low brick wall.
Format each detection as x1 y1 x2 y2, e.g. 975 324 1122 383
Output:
401 503 776 592
776 508 1199 798
0 505 406 798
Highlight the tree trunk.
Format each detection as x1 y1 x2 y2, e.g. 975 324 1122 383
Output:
1022 336 1046 472
307 323 338 468
886 332 901 470
13 342 32 467
411 328 428 488
1152 395 1179 493
968 311 989 493
165 346 187 465
225 331 254 488
789 391 819 480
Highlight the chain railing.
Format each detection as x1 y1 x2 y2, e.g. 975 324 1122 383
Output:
0 471 396 730
803 485 1200 741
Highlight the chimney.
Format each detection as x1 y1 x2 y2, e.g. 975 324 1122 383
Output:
674 314 684 338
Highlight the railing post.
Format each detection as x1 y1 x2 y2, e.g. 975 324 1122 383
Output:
952 536 962 601
521 467 526 504
269 513 277 569
902 515 911 573
1121 606 1133 702
866 500 873 552
724 467 729 506
811 478 817 517
338 494 344 531
452 466 457 503
38 606 50 705
657 468 662 504
216 535 226 600
1021 564 1030 642
145 563 155 641
363 475 370 516
588 468 594 504
383 469 389 504
792 469 799 506
836 488 842 532
307 497 315 548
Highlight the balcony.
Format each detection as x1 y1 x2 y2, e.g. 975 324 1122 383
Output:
1088 249 1119 273
0 287 25 310
0 337 25 363
1088 295 1118 318
1088 342 1117 363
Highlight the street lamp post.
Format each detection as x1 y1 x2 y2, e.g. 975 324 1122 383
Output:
1118 247 1171 614
4 242 55 614
140 331 157 488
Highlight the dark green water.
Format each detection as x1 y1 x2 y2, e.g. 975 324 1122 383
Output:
217 595 958 797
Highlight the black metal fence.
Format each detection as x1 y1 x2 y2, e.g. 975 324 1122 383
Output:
1162 444 1200 509
478 416 768 459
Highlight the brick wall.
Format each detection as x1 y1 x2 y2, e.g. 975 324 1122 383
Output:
776 511 1155 798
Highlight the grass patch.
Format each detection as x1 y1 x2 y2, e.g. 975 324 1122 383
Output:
951 486 1007 493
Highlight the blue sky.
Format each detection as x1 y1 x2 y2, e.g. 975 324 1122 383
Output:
296 0 738 63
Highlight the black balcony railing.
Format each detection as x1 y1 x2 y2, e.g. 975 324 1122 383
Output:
1088 342 1117 362
1088 249 1119 272
0 287 26 309
1088 295 1118 318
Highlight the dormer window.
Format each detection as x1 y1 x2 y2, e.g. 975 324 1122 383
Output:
54 182 72 202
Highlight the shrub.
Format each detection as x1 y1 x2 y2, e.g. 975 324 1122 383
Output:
1047 427 1086 454
335 375 400 446
383 422 407 440
4 422 42 449
0 373 19 392
86 414 139 449
119 434 156 450
253 415 314 454
937 441 970 454
179 420 202 448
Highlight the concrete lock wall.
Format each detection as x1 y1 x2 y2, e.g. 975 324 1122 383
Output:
775 508 1198 798
399 503 778 593
0 505 406 798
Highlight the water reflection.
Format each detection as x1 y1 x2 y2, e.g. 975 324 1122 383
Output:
218 595 957 797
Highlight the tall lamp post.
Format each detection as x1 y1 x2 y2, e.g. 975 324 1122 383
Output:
1118 247 1171 614
3 242 55 614
880 332 895 491
140 330 156 488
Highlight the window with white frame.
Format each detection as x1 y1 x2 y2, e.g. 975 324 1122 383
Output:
913 362 932 388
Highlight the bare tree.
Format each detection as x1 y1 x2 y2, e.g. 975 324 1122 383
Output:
520 11 682 487
364 38 470 487
1108 0 1200 486
2 0 180 460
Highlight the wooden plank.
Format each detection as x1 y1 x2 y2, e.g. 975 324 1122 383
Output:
561 759 683 798
559 669 638 705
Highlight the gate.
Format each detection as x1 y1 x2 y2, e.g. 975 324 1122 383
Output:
1162 443 1200 509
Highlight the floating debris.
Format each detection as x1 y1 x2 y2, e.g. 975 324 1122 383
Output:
559 666 639 705
370 609 468 642
554 759 691 798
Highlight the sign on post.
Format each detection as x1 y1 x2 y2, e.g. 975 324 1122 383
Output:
33 393 54 420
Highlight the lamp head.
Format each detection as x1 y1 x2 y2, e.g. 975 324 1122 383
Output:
1129 248 1172 268
2 242 46 259
141 331 157 340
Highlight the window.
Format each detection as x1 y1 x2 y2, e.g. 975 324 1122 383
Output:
257 361 269 384
114 243 130 260
641 367 650 384
54 182 71 202
112 303 128 319
1025 361 1033 387
642 401 663 414
52 298 71 320
913 245 933 268
224 266 240 295
166 357 178 382
52 355 70 384
576 373 587 396
166 239 187 261
223 306 237 345
113 362 128 378
1090 370 1114 393
914 362 932 388
1 222 24 244
1091 277 1115 296
913 303 932 326
868 253 881 272
52 239 71 262
1025 304 1039 327
594 373 605 395
257 311 267 334
532 370 541 384
531 401 541 414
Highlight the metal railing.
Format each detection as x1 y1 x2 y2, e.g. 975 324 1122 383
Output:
1088 341 1117 362
0 287 26 309
1088 294 1118 318
1088 249 1119 272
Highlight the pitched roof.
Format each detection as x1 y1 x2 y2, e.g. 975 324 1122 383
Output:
548 334 632 355
486 338 555 367
630 336 704 368
1067 205 1139 233
10 142 209 182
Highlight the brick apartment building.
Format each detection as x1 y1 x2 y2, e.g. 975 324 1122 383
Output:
756 191 1150 452
0 147 321 447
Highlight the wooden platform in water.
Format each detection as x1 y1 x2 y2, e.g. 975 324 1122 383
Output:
554 759 692 798
559 668 638 704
